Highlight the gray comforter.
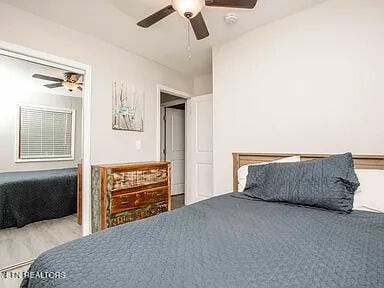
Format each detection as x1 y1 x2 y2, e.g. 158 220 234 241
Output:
0 168 77 229
21 193 384 288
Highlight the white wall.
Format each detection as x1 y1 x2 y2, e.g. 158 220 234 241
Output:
194 73 213 96
0 2 193 166
213 0 384 194
0 91 82 172
0 54 83 172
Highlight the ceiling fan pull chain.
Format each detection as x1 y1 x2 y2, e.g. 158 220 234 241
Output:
187 20 192 59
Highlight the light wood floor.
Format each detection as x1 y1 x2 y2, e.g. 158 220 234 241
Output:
0 214 81 271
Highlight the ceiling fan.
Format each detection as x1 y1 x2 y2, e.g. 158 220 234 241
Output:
137 0 258 40
32 72 83 92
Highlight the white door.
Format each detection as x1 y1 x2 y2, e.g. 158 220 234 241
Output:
165 108 185 195
187 94 213 204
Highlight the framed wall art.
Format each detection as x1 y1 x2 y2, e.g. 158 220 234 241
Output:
112 81 144 132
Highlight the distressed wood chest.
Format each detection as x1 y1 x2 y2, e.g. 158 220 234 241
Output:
91 162 171 231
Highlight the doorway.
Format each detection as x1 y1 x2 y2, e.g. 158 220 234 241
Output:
157 85 213 206
0 42 91 283
160 92 186 209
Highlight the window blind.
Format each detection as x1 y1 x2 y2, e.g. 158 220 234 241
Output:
19 106 74 160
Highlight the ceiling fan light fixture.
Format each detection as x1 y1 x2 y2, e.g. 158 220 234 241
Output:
62 81 80 92
172 0 204 19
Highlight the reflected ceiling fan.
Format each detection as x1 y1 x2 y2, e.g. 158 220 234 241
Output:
137 0 258 40
32 72 83 92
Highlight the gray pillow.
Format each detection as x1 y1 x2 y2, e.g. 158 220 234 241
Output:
243 153 360 213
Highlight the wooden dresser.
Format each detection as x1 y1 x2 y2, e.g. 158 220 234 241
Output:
91 162 171 232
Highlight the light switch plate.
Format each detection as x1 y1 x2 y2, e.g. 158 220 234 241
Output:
135 140 141 150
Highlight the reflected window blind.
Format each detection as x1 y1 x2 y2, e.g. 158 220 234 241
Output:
18 106 74 160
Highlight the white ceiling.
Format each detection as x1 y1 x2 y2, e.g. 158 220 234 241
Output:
2 0 327 76
0 54 83 98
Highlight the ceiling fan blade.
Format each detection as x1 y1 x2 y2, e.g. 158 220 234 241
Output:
137 5 175 28
44 83 63 89
205 0 257 9
32 74 63 82
190 12 209 40
77 86 83 91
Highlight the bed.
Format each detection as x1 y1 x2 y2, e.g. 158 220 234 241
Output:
0 168 78 229
21 154 384 288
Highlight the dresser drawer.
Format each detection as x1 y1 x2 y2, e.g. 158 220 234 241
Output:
111 187 169 214
109 201 168 227
111 168 168 191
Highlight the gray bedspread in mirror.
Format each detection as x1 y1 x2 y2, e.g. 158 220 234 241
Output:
0 168 77 229
21 193 384 288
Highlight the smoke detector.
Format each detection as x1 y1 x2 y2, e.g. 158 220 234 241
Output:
224 13 238 25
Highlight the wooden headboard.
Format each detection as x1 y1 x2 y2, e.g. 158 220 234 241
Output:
233 152 384 192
